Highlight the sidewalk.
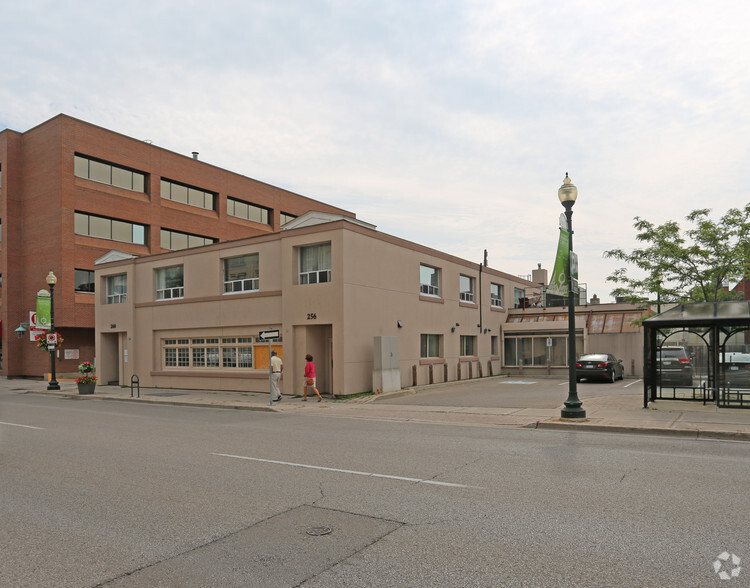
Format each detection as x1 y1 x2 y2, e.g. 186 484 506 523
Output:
3 378 750 441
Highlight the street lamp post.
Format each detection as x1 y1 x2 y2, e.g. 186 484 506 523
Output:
46 270 60 391
559 174 585 419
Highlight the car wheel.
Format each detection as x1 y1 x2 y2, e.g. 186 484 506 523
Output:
609 369 616 383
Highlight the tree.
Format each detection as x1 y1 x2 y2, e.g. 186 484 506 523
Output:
604 204 750 304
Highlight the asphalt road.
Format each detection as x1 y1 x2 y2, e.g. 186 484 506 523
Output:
1 391 748 587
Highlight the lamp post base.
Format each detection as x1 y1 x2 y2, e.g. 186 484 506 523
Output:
561 405 586 419
47 381 60 391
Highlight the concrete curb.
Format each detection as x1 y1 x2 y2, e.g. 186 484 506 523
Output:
528 420 750 441
23 390 279 413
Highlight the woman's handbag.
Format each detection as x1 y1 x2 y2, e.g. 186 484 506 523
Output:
306 378 314 386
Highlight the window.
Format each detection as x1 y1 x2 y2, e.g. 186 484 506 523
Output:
161 179 215 211
160 229 216 251
491 336 499 356
156 265 184 300
420 334 442 358
74 155 146 192
74 269 95 293
163 336 268 370
503 334 581 366
227 197 270 225
460 335 477 357
106 274 127 304
75 212 146 245
223 254 259 293
459 275 475 303
299 243 331 284
514 288 525 308
280 212 297 226
420 264 440 297
490 283 503 308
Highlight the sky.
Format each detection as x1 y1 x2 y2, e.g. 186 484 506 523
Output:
3 0 749 301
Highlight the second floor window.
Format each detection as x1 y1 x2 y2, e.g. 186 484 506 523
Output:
490 283 503 308
75 212 146 245
75 269 95 293
459 275 475 303
420 264 440 297
299 243 331 284
223 254 259 293
106 274 127 304
156 265 184 300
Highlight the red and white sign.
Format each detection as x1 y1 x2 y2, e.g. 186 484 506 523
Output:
29 311 48 342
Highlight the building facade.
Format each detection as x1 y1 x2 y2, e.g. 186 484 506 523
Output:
0 114 353 378
94 213 537 396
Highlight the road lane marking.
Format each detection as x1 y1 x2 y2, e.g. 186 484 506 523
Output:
210 453 475 488
0 421 44 430
624 379 643 388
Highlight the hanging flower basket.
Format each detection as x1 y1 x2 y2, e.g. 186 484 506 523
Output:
35 332 64 350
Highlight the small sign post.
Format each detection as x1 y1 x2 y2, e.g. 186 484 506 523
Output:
258 330 281 405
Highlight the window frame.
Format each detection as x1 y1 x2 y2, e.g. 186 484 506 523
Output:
460 335 477 357
160 178 216 211
459 274 475 303
156 265 185 300
106 273 128 304
74 268 95 293
419 264 441 297
299 243 332 285
490 283 504 308
74 154 146 193
223 254 260 294
227 196 271 225
74 211 146 245
420 333 442 358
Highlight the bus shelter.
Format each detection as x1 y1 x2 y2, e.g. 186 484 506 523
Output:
643 301 750 408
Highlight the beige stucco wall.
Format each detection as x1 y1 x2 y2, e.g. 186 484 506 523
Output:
95 219 537 395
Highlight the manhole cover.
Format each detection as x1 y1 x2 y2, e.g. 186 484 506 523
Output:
306 526 332 536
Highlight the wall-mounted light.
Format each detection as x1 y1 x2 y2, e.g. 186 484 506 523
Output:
15 322 30 339
451 327 456 333
397 320 403 328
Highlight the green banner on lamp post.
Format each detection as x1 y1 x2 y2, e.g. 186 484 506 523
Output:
547 228 570 297
36 290 51 330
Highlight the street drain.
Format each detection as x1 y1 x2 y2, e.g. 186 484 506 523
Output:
306 526 332 536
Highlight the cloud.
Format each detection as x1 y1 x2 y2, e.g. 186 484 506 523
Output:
2 0 750 300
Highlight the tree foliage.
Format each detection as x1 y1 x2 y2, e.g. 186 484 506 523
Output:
604 204 750 304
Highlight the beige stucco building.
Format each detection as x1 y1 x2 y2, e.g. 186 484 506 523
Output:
95 212 538 396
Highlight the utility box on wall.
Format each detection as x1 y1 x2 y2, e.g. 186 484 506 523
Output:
373 336 400 394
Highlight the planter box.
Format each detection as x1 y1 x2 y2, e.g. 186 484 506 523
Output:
77 383 96 395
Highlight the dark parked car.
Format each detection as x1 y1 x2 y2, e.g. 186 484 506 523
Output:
576 353 625 383
721 352 750 389
657 346 693 387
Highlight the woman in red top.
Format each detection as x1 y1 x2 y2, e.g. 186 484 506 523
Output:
303 354 322 402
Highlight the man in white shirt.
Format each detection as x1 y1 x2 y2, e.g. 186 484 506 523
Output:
270 351 283 401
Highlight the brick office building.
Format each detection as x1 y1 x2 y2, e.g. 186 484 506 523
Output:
0 114 354 378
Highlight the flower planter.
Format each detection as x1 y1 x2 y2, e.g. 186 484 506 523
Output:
77 382 96 395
